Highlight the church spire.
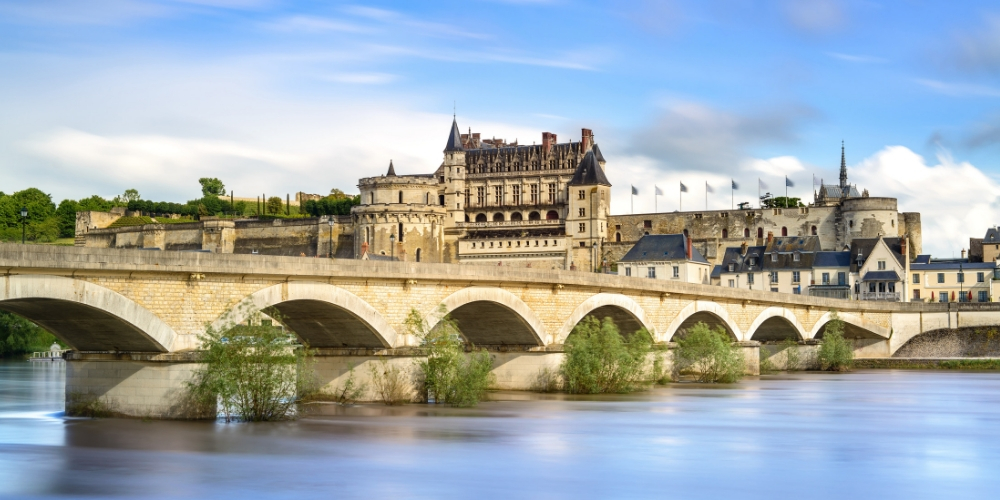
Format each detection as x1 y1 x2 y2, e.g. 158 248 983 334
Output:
839 141 848 190
444 117 464 152
386 159 396 177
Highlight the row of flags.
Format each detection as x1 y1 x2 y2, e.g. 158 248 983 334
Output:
630 176 799 212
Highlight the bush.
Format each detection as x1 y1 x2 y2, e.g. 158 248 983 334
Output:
186 308 316 422
331 366 366 404
561 316 653 393
674 322 744 383
409 308 494 407
818 311 853 372
369 358 412 405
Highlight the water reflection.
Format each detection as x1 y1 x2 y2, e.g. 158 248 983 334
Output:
2 360 1000 498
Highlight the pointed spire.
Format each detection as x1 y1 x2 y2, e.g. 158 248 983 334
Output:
444 117 464 152
386 160 396 177
839 140 848 190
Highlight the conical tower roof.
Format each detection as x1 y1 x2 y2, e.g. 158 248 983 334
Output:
386 160 396 176
444 118 464 152
568 151 611 186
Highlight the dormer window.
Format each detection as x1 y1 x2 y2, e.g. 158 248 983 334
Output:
771 252 777 262
793 252 801 262
749 257 756 266
728 264 735 272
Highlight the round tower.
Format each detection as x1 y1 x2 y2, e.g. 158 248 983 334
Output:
839 197 899 249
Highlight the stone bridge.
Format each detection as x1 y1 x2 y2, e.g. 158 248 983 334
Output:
3 244 999 417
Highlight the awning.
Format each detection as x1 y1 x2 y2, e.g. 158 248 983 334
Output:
862 270 900 281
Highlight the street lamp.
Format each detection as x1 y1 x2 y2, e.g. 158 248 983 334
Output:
328 218 335 259
389 232 396 260
747 266 753 291
592 241 597 273
960 263 964 302
20 207 27 244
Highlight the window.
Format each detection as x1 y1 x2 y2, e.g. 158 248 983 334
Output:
771 253 777 262
548 184 556 203
757 228 763 238
744 228 750 238
512 185 521 205
398 191 403 203
530 184 539 204
913 290 920 300
728 279 735 288
643 220 652 229
979 291 989 302
625 267 631 277
811 225 817 236
792 271 800 283
728 264 735 272
793 286 801 295
793 252 800 262
416 248 421 262
838 272 846 285
578 223 586 233
913 273 920 284
476 187 485 206
493 213 504 222
958 273 965 283
877 260 886 270
722 229 728 238
939 293 948 303
769 271 778 283
749 257 756 266
648 267 656 278
494 185 503 205
578 190 586 200
937 273 945 283
672 266 679 278
398 223 404 242
781 227 788 236
747 274 755 285
439 195 445 206
822 272 830 285
578 208 585 217
615 233 621 242
978 272 985 283
771 288 778 293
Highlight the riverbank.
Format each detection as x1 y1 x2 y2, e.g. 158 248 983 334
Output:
855 357 1000 370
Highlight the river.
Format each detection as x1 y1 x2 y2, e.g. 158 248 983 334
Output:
2 360 999 499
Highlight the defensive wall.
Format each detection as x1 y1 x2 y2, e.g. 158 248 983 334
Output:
1 244 993 417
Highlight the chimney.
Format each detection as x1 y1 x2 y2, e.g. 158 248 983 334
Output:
962 248 967 259
899 237 907 260
542 132 557 154
767 231 773 245
581 128 593 150
361 241 369 257
740 241 748 255
685 234 693 260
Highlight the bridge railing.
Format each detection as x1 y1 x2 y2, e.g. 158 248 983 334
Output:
29 349 68 361
860 291 901 302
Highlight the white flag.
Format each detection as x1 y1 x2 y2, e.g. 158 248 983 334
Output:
655 185 663 196
706 182 714 193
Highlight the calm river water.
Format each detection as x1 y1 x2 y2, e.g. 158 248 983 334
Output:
2 361 1000 499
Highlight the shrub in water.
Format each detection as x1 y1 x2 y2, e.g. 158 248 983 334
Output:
818 311 853 372
369 358 413 405
561 316 653 394
409 308 494 407
187 307 316 422
674 322 744 383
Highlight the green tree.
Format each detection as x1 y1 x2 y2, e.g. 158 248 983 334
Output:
561 316 653 393
198 178 226 197
762 196 803 208
0 311 62 358
122 189 140 203
266 196 283 215
674 322 744 383
407 308 494 407
55 200 81 238
818 311 854 371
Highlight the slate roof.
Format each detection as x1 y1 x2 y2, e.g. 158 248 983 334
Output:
386 160 396 176
592 144 606 163
814 251 851 268
913 254 932 264
986 227 1000 243
848 237 906 273
764 236 820 253
862 270 901 281
911 261 997 270
568 150 611 186
618 234 708 263
444 118 464 152
710 265 723 279
818 184 862 198
718 245 767 273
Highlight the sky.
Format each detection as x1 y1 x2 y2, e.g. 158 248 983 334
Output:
2 0 1000 256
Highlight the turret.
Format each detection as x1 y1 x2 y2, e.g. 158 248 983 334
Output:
566 150 612 271
442 117 467 228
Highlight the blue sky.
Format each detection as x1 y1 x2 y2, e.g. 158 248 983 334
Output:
2 0 1000 255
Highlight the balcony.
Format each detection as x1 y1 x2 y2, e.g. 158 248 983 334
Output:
859 291 901 302
808 285 851 300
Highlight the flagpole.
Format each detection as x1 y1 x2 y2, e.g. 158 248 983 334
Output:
758 178 760 209
785 176 788 207
731 180 734 210
705 181 708 210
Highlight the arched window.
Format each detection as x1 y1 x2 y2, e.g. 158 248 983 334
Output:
757 227 763 238
493 213 505 222
811 225 817 235
781 227 788 236
744 228 750 238
476 213 487 222
615 232 621 242
722 229 729 238
398 223 404 242
416 248 421 262
464 214 470 222
546 210 559 220
511 212 523 221
398 191 403 204
529 211 541 221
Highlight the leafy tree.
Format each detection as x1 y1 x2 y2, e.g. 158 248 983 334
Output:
407 308 494 407
303 195 360 216
266 196 283 215
122 189 140 203
762 196 803 208
0 311 62 358
77 195 115 212
561 316 654 393
818 311 854 371
198 178 226 197
674 322 744 383
55 200 81 238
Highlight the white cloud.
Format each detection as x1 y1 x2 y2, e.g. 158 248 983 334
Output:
916 79 1000 98
849 146 1000 257
323 72 398 84
742 156 806 176
826 52 887 64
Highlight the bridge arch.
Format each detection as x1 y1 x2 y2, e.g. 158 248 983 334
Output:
216 282 399 348
0 275 177 352
430 287 546 346
555 293 655 344
664 301 742 341
746 307 807 342
808 311 890 340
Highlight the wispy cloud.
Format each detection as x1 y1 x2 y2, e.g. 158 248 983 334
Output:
826 52 887 64
782 0 847 35
323 72 397 85
342 5 491 40
266 15 374 34
916 79 1000 98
